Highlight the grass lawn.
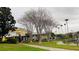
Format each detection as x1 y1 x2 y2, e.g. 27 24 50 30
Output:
29 41 79 51
0 44 46 51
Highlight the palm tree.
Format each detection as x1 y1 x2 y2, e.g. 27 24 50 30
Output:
55 26 58 34
60 25 63 34
55 25 60 34
64 23 66 33
57 27 60 34
65 19 69 33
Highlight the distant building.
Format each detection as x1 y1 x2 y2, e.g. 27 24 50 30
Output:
6 27 27 37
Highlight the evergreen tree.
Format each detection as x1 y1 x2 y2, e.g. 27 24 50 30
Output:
0 7 16 37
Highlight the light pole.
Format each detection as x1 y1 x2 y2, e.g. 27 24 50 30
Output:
65 19 69 33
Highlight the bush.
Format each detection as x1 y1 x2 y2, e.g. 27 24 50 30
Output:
7 37 17 44
0 36 18 44
0 38 2 43
2 36 8 43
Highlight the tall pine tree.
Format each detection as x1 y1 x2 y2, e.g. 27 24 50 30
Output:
0 7 16 37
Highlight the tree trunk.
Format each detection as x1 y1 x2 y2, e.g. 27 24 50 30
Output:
35 26 42 44
29 34 33 43
37 34 42 44
77 43 78 46
1 36 3 42
47 33 51 42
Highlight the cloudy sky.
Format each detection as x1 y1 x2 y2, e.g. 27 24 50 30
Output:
10 7 79 34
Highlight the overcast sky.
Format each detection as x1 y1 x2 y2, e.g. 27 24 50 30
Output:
10 7 79 34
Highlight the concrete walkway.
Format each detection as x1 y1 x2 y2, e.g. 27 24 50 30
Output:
24 44 70 51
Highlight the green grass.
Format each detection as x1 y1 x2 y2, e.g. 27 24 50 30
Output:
0 44 46 51
29 41 79 51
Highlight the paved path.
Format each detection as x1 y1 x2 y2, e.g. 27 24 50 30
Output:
24 44 70 51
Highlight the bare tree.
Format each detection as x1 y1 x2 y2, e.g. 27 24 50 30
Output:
21 8 57 43
19 18 34 43
43 18 57 41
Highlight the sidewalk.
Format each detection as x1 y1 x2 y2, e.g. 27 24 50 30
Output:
24 44 70 51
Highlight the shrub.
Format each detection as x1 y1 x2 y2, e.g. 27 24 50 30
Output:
2 36 8 43
0 36 18 44
0 39 2 43
7 37 17 44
